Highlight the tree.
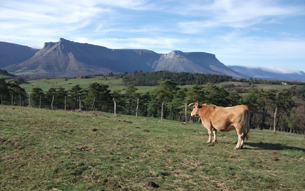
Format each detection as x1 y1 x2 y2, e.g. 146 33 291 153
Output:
295 86 305 100
184 85 204 104
243 88 262 129
124 84 139 115
228 92 242 106
287 106 305 134
0 78 10 104
31 88 44 108
84 82 112 111
204 83 230 106
258 90 276 130
171 87 188 120
148 79 179 118
275 90 294 132
111 89 124 113
243 88 276 129
45 88 57 109
55 87 67 109
9 80 27 106
138 92 151 117
68 85 83 110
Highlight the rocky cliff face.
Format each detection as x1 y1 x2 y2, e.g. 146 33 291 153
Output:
3 38 244 78
155 51 242 78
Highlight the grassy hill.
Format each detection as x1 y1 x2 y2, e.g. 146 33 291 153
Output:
1 105 304 190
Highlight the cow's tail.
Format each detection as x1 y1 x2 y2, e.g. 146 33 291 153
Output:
244 109 250 140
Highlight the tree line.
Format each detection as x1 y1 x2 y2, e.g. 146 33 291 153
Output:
122 71 233 86
1 77 305 134
122 71 305 86
0 69 15 77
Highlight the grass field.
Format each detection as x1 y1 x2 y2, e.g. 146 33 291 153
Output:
1 105 304 190
17 76 294 95
19 77 156 94
20 77 123 93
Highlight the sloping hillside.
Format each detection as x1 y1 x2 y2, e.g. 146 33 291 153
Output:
0 42 39 68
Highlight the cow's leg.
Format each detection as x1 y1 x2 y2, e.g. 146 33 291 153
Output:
240 133 246 148
235 127 244 149
212 128 217 142
203 122 212 143
206 128 212 143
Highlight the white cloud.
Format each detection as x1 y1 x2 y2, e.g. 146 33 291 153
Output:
75 37 189 53
207 33 305 59
177 0 303 33
259 67 303 74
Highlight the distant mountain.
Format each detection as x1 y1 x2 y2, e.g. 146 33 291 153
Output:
156 51 242 78
229 66 305 81
0 42 39 68
3 38 244 78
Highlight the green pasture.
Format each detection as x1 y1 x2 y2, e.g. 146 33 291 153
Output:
5 75 298 94
1 105 304 190
20 77 124 93
255 84 293 91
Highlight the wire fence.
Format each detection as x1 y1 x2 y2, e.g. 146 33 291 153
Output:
0 94 192 123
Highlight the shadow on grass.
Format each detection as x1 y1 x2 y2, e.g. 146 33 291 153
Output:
244 142 305 152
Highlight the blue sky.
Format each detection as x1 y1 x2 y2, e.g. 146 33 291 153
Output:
1 0 305 72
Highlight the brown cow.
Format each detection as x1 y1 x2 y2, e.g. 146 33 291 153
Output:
189 102 250 149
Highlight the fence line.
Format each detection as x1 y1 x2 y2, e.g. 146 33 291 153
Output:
0 93 191 122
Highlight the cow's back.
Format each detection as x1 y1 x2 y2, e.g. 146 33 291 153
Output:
205 105 248 132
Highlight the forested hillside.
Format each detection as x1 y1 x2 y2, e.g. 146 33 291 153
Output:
122 71 233 86
0 69 15 78
1 74 305 134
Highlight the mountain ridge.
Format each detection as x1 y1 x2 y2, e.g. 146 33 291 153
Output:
3 38 244 78
3 38 304 80
229 65 305 81
0 42 39 68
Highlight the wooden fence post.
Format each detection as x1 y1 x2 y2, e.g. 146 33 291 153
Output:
161 102 164 122
79 96 81 110
136 98 139 118
113 98 117 116
185 103 187 123
51 95 54 110
19 94 21 106
11 94 13 106
273 91 279 134
91 97 95 111
28 94 31 107
64 96 66 110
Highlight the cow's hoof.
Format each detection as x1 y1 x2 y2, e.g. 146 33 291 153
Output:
234 147 240 150
212 140 217 143
206 141 211 144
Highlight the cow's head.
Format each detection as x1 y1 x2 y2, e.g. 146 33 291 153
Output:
189 102 202 117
